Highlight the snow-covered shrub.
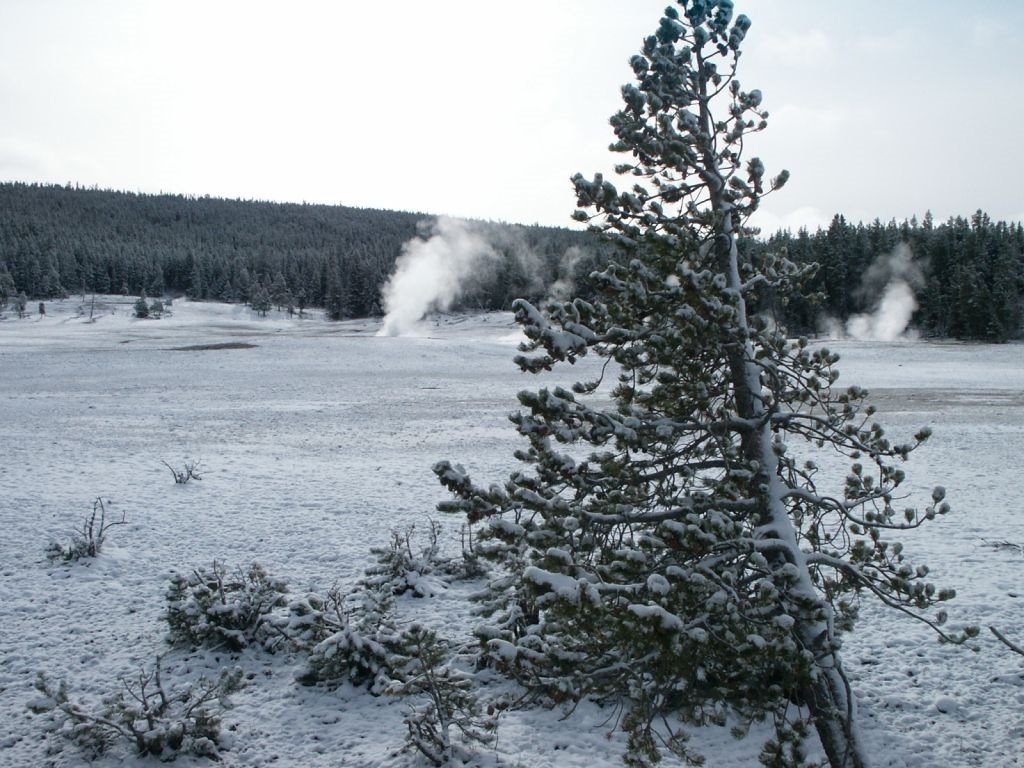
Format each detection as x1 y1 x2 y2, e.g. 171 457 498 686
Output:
295 588 405 692
386 623 496 767
133 293 149 318
165 561 288 651
983 539 1024 555
445 523 488 581
363 521 446 597
46 498 126 562
162 458 202 484
299 620 407 694
267 586 349 651
30 661 244 762
293 524 489 693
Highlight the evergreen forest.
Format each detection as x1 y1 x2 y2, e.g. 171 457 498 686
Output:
0 181 1021 341
753 211 1024 341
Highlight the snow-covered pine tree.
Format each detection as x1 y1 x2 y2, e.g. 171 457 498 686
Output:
250 284 272 317
435 3 973 766
134 290 149 319
269 270 292 312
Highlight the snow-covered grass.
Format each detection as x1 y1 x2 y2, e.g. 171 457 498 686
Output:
1 297 1022 767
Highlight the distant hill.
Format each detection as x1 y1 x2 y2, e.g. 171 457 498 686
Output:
1 182 1021 339
0 182 605 319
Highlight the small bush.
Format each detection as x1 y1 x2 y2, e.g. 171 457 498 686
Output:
983 539 1024 555
162 459 202 484
289 523 490 696
133 294 149 319
166 561 288 651
291 523 453 689
46 498 126 562
30 661 244 762
294 588 405 692
363 520 451 598
267 586 349 651
451 523 488 580
386 624 496 766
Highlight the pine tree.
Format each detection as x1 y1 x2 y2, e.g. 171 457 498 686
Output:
91 262 110 295
269 270 291 311
435 3 972 766
187 259 204 300
324 262 346 321
0 265 14 310
250 284 272 317
134 290 149 319
148 266 165 298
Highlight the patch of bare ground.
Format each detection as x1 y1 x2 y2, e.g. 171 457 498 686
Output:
167 342 258 351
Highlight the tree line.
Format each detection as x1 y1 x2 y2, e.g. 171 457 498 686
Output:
0 181 1021 340
751 211 1024 341
0 182 604 320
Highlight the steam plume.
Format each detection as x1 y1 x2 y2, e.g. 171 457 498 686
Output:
846 280 917 341
547 246 586 302
378 217 497 337
844 243 924 341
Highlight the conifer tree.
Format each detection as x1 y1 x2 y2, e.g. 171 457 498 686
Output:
187 259 204 300
0 265 13 310
270 270 291 311
435 3 972 765
250 284 272 317
324 262 346 321
133 290 149 319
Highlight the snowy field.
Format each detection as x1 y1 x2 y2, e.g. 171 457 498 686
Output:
0 297 1022 767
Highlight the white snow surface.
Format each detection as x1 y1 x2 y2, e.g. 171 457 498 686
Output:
1 298 1022 767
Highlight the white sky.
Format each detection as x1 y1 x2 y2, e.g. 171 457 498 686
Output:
1 1 1022 232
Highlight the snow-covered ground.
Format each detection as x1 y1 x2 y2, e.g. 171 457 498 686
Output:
0 297 1021 767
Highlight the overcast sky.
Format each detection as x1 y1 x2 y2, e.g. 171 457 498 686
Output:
2 1 1022 232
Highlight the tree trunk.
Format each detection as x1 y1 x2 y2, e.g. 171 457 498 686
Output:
800 662 869 768
713 202 870 768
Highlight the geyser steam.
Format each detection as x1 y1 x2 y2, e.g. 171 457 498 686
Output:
378 217 497 337
548 246 585 303
844 243 924 341
846 280 917 341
